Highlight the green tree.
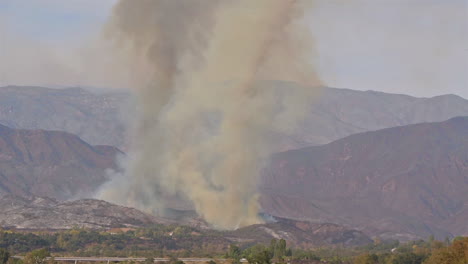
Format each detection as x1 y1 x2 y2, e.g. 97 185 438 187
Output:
277 239 286 258
0 248 10 264
444 237 451 246
23 249 50 264
391 252 425 264
268 239 277 258
229 244 241 259
424 237 467 264
353 253 378 264
247 249 271 264
428 235 434 244
168 256 184 264
268 238 286 261
291 249 319 261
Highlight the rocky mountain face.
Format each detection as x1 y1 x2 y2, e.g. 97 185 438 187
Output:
0 194 170 229
0 194 372 247
260 117 468 240
0 124 121 200
1 84 467 149
230 218 373 248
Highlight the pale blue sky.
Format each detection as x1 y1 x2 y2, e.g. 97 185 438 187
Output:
0 0 466 98
0 0 115 43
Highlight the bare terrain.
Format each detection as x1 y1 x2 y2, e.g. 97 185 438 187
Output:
0 123 121 200
261 117 468 240
0 194 372 248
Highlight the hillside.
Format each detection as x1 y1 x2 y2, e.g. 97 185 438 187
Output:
0 194 170 229
1 84 467 149
0 194 372 248
0 124 121 200
261 117 468 240
229 218 372 248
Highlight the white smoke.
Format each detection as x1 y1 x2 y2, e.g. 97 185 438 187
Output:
97 0 321 229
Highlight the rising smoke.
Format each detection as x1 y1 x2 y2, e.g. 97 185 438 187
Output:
97 0 321 229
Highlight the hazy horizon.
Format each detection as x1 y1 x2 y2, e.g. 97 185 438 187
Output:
0 0 466 98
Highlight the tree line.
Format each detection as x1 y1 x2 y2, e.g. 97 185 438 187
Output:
0 227 466 264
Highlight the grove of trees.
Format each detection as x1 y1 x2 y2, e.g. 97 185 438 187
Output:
0 226 465 264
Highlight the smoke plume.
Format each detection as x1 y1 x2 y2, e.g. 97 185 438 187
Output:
98 0 321 229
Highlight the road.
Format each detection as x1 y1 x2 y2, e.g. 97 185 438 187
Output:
13 256 228 263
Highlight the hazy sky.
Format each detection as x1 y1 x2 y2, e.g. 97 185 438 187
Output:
0 0 466 98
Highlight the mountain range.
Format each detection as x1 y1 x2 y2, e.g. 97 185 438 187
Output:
0 84 466 242
286 83 468 148
1 83 467 149
0 117 465 240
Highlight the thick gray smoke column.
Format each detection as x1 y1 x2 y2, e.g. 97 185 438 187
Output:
98 0 321 229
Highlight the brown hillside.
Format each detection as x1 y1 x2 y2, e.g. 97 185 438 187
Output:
261 117 468 240
0 124 121 200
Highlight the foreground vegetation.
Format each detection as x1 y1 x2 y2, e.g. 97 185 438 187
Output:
0 226 466 264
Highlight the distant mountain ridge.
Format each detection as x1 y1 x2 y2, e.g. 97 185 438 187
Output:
283 83 468 148
0 123 121 200
261 116 468 240
1 84 467 149
0 86 129 149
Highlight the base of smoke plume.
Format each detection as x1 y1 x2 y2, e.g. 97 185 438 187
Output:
94 81 320 230
152 208 277 227
259 212 278 224
96 170 277 230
